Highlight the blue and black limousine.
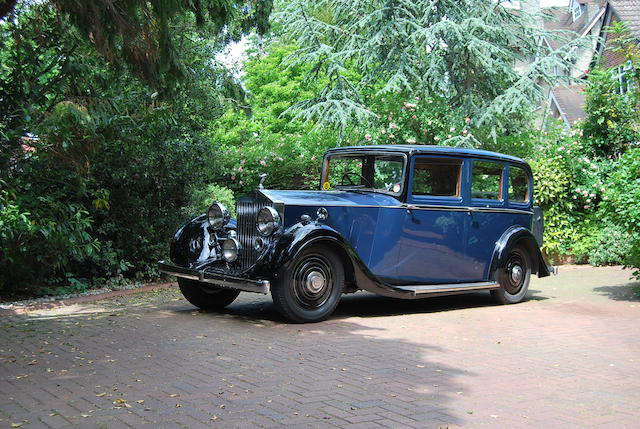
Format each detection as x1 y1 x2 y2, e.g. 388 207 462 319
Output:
159 145 555 323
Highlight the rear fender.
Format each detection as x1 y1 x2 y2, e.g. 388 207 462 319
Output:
489 226 551 279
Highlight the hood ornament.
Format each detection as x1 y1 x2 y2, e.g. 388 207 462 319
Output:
258 173 268 189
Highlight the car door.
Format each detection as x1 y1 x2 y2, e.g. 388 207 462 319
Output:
465 159 537 281
394 156 477 284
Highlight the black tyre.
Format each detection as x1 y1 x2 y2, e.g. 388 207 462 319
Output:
178 278 240 310
271 245 344 323
491 245 531 304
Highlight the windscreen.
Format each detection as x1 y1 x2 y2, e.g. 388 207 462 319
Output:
322 154 405 195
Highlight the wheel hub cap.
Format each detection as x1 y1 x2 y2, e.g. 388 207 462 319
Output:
510 265 523 284
305 271 326 293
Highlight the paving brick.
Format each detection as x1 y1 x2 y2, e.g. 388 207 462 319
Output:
0 266 639 428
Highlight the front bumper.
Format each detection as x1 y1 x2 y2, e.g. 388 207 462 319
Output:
158 261 270 294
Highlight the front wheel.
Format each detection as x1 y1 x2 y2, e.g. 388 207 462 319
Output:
271 245 344 323
178 278 240 310
491 245 531 304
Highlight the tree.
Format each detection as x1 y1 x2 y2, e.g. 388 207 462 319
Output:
580 22 640 157
277 0 586 141
0 4 233 295
1 0 273 86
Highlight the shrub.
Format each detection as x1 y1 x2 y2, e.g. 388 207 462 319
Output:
526 121 619 262
184 184 237 218
599 148 640 277
588 225 634 266
0 185 102 296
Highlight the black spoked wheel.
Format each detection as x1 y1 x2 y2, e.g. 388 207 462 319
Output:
491 245 531 304
178 278 240 310
272 245 344 323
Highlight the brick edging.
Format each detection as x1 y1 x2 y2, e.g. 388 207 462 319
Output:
0 282 177 316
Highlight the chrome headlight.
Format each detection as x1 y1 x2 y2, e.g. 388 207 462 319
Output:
256 206 280 236
207 202 230 229
222 238 240 262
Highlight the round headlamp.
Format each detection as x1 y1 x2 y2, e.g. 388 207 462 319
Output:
256 206 280 236
207 202 230 229
222 237 240 262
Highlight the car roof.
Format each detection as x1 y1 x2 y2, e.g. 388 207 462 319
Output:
325 145 527 164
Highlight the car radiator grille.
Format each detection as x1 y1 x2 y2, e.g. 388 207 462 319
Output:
236 193 273 271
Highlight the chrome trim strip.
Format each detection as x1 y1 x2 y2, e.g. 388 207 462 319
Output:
279 202 532 215
394 281 499 296
158 261 270 294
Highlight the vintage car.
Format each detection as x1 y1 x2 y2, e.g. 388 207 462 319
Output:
159 145 554 323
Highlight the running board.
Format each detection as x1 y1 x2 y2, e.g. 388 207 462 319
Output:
393 281 499 297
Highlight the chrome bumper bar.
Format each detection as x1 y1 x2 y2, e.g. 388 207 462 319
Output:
158 261 270 294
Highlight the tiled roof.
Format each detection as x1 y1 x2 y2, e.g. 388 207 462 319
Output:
552 84 587 125
609 0 640 35
541 5 597 50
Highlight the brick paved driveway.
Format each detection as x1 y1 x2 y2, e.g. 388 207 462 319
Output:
1 266 639 428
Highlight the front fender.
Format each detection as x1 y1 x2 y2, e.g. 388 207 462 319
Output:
489 226 551 279
269 222 352 273
265 222 418 299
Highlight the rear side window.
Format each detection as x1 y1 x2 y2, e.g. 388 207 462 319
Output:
509 166 530 203
472 161 503 200
412 158 461 197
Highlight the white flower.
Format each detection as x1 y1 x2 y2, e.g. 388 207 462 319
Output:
364 134 372 141
406 138 416 144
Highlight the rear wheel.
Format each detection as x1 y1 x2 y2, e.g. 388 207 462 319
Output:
178 278 240 310
272 245 344 323
491 245 531 304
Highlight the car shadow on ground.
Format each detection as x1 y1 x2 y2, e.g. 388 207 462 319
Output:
192 288 550 324
593 282 640 302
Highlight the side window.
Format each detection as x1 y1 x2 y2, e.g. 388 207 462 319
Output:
472 161 503 200
412 158 461 197
508 166 530 203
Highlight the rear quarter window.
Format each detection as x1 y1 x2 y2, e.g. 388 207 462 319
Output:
472 161 504 200
508 166 530 203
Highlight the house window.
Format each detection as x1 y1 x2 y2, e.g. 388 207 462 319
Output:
614 61 635 94
570 0 583 21
412 158 461 197
472 161 503 200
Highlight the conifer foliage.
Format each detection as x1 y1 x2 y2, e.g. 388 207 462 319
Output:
1 0 273 85
278 0 585 140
